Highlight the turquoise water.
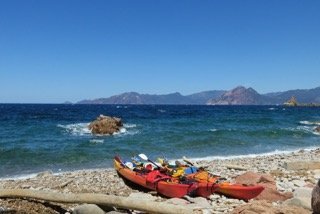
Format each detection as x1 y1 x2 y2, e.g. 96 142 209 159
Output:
0 104 319 178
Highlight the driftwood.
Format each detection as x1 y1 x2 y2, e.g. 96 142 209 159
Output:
225 164 247 170
0 189 196 214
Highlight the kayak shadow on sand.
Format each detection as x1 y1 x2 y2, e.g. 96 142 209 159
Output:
117 171 152 193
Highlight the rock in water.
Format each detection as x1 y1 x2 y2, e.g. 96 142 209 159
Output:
312 179 320 214
315 126 320 133
88 114 123 135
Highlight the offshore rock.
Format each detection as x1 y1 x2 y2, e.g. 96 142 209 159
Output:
315 126 320 133
88 115 123 135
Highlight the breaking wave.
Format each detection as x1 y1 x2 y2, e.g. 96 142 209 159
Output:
299 121 320 126
57 123 91 136
57 123 139 136
187 147 320 161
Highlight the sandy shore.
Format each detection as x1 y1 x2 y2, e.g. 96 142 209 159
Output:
1 148 320 213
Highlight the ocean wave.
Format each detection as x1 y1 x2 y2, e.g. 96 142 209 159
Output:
89 139 104 144
185 147 320 161
57 123 91 136
0 173 39 181
209 128 218 132
57 123 139 136
158 109 166 113
299 121 320 126
114 128 140 137
297 126 320 136
282 125 320 136
268 107 276 110
124 123 137 128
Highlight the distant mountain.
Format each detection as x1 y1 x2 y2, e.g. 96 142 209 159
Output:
266 87 320 104
77 90 225 105
186 90 226 104
77 86 320 105
206 86 274 105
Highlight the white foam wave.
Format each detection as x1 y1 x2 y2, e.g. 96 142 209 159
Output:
209 128 217 132
299 121 320 126
282 125 320 136
58 122 139 137
158 109 166 113
297 126 320 136
89 139 104 144
124 123 137 128
114 128 140 137
113 127 127 135
268 107 276 110
0 174 36 181
186 146 320 162
313 131 320 136
57 123 91 136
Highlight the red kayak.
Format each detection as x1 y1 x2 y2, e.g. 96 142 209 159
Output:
196 182 264 200
114 156 197 198
186 171 264 200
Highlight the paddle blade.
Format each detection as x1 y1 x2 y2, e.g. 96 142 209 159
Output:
138 153 148 161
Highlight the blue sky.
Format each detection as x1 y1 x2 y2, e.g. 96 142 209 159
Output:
1 0 319 103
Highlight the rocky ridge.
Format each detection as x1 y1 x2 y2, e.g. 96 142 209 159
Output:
76 86 320 105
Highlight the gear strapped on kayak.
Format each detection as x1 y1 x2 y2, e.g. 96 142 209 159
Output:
114 155 264 199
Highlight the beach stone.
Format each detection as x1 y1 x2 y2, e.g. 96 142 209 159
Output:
284 187 312 210
313 169 320 180
293 180 306 187
165 198 190 206
106 212 124 214
128 192 157 201
183 196 211 208
73 204 105 214
256 187 293 202
88 114 123 135
284 161 320 170
312 179 320 214
270 169 284 177
285 197 312 210
232 200 310 214
235 171 275 188
209 194 221 200
294 187 313 198
235 171 292 201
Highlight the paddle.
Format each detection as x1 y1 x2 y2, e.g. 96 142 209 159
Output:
182 156 197 167
138 153 161 169
115 156 133 169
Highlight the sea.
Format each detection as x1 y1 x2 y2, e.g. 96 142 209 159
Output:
0 104 319 179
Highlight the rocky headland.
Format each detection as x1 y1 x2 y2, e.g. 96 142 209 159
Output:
1 149 320 213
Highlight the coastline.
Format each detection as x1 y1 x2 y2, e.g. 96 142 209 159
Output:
2 145 319 181
1 148 319 213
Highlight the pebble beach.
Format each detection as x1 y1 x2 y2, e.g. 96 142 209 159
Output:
1 148 319 213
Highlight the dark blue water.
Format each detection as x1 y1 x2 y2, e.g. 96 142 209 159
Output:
0 104 319 178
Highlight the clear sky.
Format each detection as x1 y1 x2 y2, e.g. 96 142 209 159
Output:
1 0 319 103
